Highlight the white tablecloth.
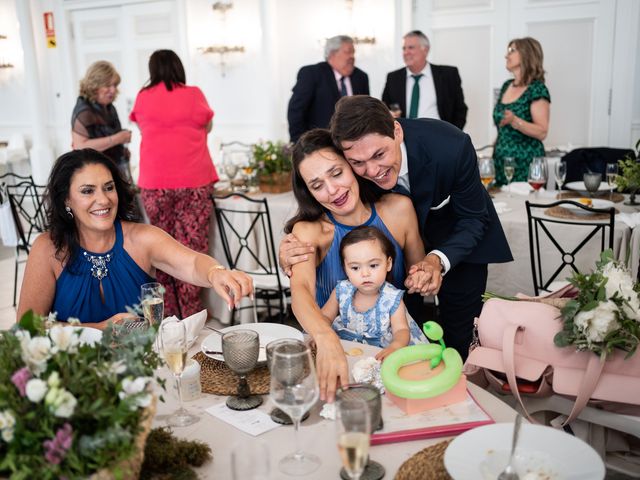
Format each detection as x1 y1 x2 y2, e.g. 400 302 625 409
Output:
153 337 519 479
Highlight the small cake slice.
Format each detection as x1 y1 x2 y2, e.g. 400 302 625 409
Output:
576 197 592 207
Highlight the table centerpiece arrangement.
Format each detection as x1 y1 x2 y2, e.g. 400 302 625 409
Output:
615 138 640 205
251 140 293 193
0 311 162 479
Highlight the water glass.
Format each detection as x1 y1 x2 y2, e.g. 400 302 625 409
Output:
265 339 308 424
270 343 321 476
159 319 199 427
583 172 602 197
528 158 547 196
336 398 371 480
503 157 516 196
222 329 262 411
141 282 164 327
554 161 567 191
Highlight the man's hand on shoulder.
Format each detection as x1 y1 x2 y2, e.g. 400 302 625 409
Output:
278 233 315 277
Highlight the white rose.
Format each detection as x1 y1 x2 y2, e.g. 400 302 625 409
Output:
21 336 52 374
601 264 640 321
49 326 80 353
26 378 48 403
574 301 619 343
109 360 127 375
46 388 77 418
119 377 152 410
2 411 15 429
1 428 13 443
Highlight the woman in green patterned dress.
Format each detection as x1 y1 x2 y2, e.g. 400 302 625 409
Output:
493 37 550 185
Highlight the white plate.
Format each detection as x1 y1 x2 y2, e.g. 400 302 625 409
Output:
565 181 611 193
563 198 615 212
70 326 103 346
444 423 604 480
201 323 304 363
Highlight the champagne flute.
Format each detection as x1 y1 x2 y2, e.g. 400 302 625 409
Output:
528 157 547 197
141 282 164 327
159 319 199 427
270 343 321 475
503 157 516 197
336 398 371 480
606 163 618 200
478 158 496 193
554 161 567 192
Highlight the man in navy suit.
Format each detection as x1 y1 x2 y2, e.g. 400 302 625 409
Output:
330 96 512 360
382 30 467 129
287 35 370 143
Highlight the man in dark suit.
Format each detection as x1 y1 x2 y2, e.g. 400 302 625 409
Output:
382 30 467 129
287 35 369 143
330 95 512 360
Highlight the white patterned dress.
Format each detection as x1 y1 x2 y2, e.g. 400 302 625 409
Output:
331 280 427 348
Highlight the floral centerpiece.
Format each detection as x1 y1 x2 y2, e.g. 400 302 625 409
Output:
251 140 293 193
554 250 640 359
0 311 162 479
615 138 640 205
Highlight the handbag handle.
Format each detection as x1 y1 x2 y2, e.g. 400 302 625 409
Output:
502 324 606 427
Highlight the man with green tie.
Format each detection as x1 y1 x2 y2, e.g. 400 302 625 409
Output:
381 30 468 129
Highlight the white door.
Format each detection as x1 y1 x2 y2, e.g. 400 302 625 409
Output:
69 0 182 180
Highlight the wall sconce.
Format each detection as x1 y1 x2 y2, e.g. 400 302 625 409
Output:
353 36 376 45
344 1 376 46
200 1 245 77
0 35 14 69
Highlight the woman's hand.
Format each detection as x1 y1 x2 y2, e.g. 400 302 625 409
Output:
499 109 515 127
208 268 254 310
314 331 350 403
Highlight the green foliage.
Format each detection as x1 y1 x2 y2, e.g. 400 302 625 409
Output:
0 312 162 479
140 427 212 480
616 139 640 192
252 140 293 175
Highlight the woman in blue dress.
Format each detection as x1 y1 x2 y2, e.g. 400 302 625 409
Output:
282 129 432 401
17 149 252 328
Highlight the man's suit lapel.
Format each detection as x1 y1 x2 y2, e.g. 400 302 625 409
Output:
403 123 435 230
321 62 341 101
396 70 408 118
430 64 445 120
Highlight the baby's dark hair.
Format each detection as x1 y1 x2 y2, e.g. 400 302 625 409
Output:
339 226 396 267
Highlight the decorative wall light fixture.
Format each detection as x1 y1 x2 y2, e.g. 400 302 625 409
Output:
345 0 376 46
0 35 14 68
200 1 245 76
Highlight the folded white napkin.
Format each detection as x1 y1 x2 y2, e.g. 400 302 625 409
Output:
163 309 207 349
492 201 512 214
616 212 640 228
509 182 534 196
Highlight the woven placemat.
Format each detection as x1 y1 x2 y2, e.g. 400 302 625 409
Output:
557 191 624 203
192 351 270 396
394 440 452 480
545 205 617 220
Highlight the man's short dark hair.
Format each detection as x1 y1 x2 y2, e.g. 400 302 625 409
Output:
330 95 395 147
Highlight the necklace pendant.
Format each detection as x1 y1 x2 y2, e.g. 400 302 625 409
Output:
83 251 112 281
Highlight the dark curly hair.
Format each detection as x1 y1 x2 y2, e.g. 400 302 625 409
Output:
284 129 380 234
46 149 136 263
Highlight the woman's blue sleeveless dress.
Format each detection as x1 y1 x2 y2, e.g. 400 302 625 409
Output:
52 220 155 323
315 204 405 307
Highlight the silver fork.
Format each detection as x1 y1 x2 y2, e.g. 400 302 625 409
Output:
498 414 522 480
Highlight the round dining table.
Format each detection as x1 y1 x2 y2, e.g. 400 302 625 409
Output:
152 332 519 479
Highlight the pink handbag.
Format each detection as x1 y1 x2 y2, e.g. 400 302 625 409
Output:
464 297 640 425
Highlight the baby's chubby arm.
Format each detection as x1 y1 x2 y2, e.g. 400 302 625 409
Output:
375 300 410 361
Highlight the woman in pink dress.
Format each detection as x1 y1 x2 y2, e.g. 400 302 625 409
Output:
130 49 219 317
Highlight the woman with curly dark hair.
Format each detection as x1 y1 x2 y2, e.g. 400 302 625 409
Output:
17 149 252 328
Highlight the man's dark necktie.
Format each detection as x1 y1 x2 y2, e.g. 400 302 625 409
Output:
340 76 348 97
409 74 423 119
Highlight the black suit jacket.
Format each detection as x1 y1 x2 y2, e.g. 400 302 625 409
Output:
382 64 467 130
398 118 512 268
287 62 369 143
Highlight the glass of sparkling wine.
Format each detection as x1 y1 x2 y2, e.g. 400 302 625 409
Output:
504 157 516 196
141 282 164 326
159 318 199 427
606 163 618 199
478 157 496 192
336 398 371 480
270 343 321 476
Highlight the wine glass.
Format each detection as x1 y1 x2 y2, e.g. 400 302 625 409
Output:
336 398 371 480
336 384 385 480
270 343 321 475
554 161 567 192
606 163 618 199
265 339 309 424
222 329 263 411
141 282 164 327
159 319 199 427
478 158 496 193
223 152 240 190
528 157 547 197
503 157 516 197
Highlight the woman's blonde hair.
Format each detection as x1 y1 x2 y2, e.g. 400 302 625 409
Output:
510 37 545 85
78 60 121 103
